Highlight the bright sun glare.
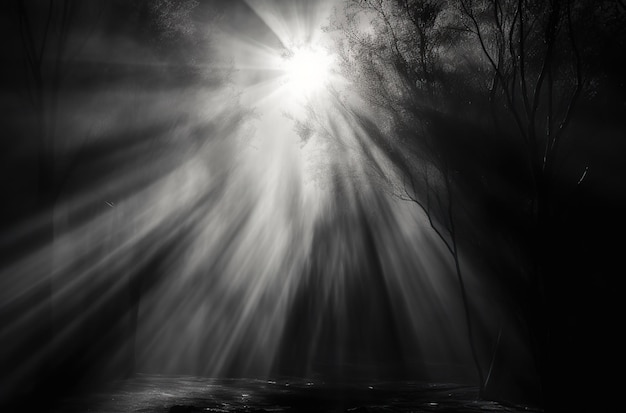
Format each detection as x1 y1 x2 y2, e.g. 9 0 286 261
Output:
283 46 333 96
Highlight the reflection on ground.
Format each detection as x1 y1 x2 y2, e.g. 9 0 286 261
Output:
49 375 542 413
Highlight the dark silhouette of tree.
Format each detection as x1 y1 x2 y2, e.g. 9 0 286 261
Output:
330 0 487 394
454 1 625 408
9 0 100 404
1 0 240 408
330 0 626 408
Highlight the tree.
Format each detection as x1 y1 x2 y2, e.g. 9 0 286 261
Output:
330 0 626 408
454 0 625 408
1 0 239 407
330 0 489 394
3 0 102 404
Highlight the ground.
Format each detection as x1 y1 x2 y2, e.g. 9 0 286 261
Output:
47 375 542 413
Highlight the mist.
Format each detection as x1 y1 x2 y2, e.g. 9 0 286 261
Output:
1 1 624 412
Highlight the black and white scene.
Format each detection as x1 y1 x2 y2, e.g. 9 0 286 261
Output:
1 1 625 412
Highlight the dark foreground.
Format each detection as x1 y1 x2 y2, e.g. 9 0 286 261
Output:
47 375 542 413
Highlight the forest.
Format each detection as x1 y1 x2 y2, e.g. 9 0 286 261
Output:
1 1 625 412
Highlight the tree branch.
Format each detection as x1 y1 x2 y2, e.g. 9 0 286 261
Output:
546 0 582 175
517 0 532 119
461 0 528 144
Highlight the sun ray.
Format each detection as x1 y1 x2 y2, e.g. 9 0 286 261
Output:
1 1 504 402
282 45 333 96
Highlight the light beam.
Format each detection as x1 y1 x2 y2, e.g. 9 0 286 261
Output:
283 46 333 96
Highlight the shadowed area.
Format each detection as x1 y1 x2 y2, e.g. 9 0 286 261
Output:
1 0 624 412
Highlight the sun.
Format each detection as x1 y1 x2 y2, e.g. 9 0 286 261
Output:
283 45 333 96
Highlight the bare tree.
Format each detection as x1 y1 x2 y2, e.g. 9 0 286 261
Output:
331 0 488 392
331 0 625 406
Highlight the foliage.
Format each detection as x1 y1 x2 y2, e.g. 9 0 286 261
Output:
329 0 626 406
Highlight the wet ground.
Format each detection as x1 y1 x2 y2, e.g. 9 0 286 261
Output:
47 375 542 413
